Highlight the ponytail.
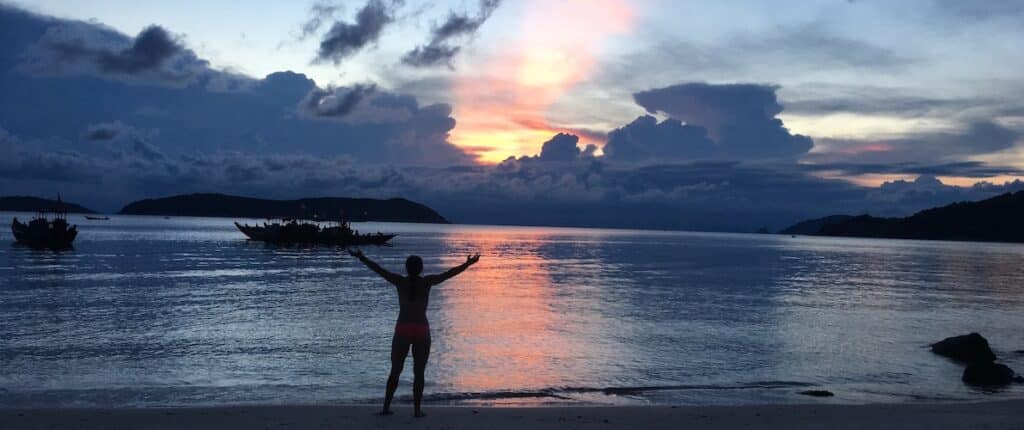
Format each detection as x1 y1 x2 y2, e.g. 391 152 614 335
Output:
404 255 424 301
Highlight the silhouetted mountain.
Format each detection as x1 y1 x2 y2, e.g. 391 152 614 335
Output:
814 191 1024 243
0 196 95 214
118 193 448 223
779 215 854 235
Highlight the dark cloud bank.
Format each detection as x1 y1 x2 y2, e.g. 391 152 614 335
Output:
2 4 1023 232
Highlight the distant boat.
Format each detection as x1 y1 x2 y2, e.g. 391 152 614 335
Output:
84 215 110 221
11 195 77 249
234 219 394 246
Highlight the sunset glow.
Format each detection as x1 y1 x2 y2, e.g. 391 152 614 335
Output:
451 0 635 163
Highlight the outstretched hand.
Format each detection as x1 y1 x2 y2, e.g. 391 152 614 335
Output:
466 254 481 265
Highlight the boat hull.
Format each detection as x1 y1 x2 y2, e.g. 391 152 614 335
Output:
234 222 394 246
11 218 77 249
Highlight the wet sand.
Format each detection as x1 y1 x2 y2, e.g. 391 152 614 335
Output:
3 400 1023 429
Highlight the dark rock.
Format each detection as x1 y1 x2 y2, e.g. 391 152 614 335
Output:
962 362 1017 386
931 333 997 363
799 390 834 397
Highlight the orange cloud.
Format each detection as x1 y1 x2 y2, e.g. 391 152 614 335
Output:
834 142 895 155
451 0 635 163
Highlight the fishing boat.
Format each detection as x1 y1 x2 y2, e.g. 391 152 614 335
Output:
11 197 78 249
234 218 394 246
84 215 110 220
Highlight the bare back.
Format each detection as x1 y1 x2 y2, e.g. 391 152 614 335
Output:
385 275 443 325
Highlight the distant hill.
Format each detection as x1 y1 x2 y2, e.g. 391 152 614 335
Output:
0 196 95 214
118 193 449 223
779 215 854 235
811 191 1024 243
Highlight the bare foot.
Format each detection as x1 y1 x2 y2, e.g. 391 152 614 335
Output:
414 410 427 418
378 410 394 416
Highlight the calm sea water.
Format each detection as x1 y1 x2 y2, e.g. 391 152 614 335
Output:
1 212 1023 407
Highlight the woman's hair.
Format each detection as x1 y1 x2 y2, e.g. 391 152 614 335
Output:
405 255 423 300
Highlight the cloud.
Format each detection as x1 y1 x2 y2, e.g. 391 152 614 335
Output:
254 78 472 166
23 22 208 86
594 23 910 94
402 0 502 68
784 93 990 118
7 121 1024 231
91 26 182 73
432 0 501 40
83 122 124 141
254 78 471 166
315 0 397 64
503 133 598 163
2 6 472 168
408 161 1024 231
402 44 461 68
932 0 1024 20
301 84 379 118
0 126 101 183
537 133 582 162
810 121 1020 164
298 2 343 39
779 83 1024 121
800 161 1024 179
603 115 715 162
82 121 172 172
255 70 317 101
632 83 813 160
753 22 910 69
865 174 1024 215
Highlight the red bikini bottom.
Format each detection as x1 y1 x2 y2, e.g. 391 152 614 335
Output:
394 323 430 342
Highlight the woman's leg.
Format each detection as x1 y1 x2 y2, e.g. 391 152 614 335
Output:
382 335 410 415
411 334 431 417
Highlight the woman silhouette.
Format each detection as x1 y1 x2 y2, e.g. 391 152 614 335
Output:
348 249 480 417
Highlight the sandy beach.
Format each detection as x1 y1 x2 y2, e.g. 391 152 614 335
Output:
3 400 1023 430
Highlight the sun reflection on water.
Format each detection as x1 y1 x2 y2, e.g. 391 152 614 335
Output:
430 228 585 392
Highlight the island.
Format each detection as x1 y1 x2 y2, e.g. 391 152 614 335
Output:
778 215 854 235
0 196 96 214
118 193 449 224
781 190 1024 243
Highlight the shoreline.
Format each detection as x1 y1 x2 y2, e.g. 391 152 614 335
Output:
3 400 1023 429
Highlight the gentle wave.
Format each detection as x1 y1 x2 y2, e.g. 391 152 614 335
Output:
378 381 818 403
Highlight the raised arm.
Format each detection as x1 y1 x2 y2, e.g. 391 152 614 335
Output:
348 249 404 286
424 254 480 286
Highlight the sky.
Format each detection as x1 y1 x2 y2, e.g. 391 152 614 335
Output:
2 0 1024 231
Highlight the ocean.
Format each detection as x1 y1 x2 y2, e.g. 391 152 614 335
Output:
1 213 1022 407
